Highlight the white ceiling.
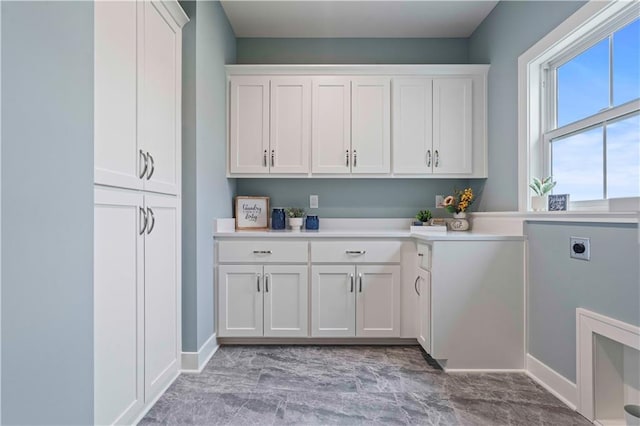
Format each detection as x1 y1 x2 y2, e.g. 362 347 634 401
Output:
220 1 499 38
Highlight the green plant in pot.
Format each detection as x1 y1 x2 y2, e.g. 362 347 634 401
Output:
285 207 305 231
529 176 556 211
414 209 433 226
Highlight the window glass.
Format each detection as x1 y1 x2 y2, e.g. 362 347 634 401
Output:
552 126 604 201
606 113 640 198
557 39 609 127
613 18 640 106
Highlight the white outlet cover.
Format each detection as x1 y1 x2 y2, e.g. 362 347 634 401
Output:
310 195 319 209
435 195 445 208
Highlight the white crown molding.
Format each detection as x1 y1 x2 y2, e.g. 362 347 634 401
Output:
159 0 189 28
225 64 490 76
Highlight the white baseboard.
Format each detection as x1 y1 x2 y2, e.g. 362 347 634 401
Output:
526 353 577 410
131 370 180 425
181 333 219 373
444 368 526 373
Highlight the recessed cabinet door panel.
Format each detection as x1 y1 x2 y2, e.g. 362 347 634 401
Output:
417 269 431 353
433 78 473 174
140 2 180 194
312 78 351 174
230 77 270 174
94 188 144 425
218 265 264 337
392 79 433 174
143 194 179 402
351 78 391 174
311 265 356 337
264 265 309 337
356 265 401 337
94 1 141 190
270 78 311 174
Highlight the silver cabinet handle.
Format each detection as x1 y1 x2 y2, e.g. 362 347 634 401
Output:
345 150 350 167
358 273 363 293
139 207 147 235
147 152 155 180
418 253 424 257
353 150 357 168
434 150 439 167
350 273 354 293
426 150 431 167
271 149 275 167
414 276 421 296
346 250 366 255
139 150 149 179
146 207 155 234
256 274 260 292
265 274 270 293
253 250 272 254
263 150 267 167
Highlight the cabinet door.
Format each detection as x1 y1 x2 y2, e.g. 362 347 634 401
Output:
143 194 180 402
312 78 351 174
356 265 401 337
94 188 144 425
264 265 309 337
311 265 356 337
140 1 181 194
94 1 141 190
218 265 264 337
229 77 270 174
432 78 473 174
351 78 391 174
270 78 311 174
417 269 431 353
392 79 433 174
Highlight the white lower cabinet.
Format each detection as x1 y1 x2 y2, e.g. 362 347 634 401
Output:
218 265 309 337
311 264 400 337
416 267 431 353
94 188 180 425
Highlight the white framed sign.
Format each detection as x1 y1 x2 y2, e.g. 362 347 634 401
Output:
235 196 269 230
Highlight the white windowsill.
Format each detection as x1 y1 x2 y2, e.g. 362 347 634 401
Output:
471 211 638 224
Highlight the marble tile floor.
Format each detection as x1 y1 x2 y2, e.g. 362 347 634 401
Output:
140 345 591 426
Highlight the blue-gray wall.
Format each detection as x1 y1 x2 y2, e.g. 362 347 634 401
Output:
236 38 472 217
237 38 469 64
181 1 236 352
468 0 586 211
526 222 640 382
1 1 94 423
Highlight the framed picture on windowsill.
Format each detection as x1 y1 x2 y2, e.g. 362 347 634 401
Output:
548 194 570 211
235 196 269 230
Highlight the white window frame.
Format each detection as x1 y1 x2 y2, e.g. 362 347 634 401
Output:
518 0 640 212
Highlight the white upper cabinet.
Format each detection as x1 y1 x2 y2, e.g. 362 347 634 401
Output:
432 78 473 174
311 78 352 174
270 77 311 173
229 77 270 174
351 78 391 174
94 1 140 190
140 1 182 195
392 79 433 174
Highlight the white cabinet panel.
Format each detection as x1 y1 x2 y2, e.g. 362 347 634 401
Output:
218 265 264 337
264 265 309 337
230 77 270 174
351 78 391 174
356 265 401 337
417 269 431 353
94 188 144 426
310 241 401 264
143 194 179 402
270 78 311 173
311 265 356 337
140 2 180 194
392 79 433 174
94 1 141 190
312 78 351 174
433 78 473 174
218 240 308 263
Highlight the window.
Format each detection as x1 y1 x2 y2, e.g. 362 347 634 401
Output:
545 15 640 204
518 1 640 211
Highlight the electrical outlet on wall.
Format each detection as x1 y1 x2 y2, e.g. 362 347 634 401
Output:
310 195 319 209
435 195 445 208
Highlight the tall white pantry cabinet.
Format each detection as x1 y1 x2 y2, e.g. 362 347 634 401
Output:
93 1 188 425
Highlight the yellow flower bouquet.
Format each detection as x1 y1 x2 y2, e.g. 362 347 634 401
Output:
443 188 475 214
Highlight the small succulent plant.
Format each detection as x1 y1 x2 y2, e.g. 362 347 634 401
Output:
529 176 556 196
285 207 306 218
415 209 433 223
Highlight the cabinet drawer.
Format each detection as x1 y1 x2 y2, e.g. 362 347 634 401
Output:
218 241 308 263
311 241 401 263
416 243 432 271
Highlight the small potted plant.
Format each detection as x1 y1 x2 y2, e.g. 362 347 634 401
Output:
414 209 433 226
285 207 305 231
529 176 556 211
443 188 475 231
